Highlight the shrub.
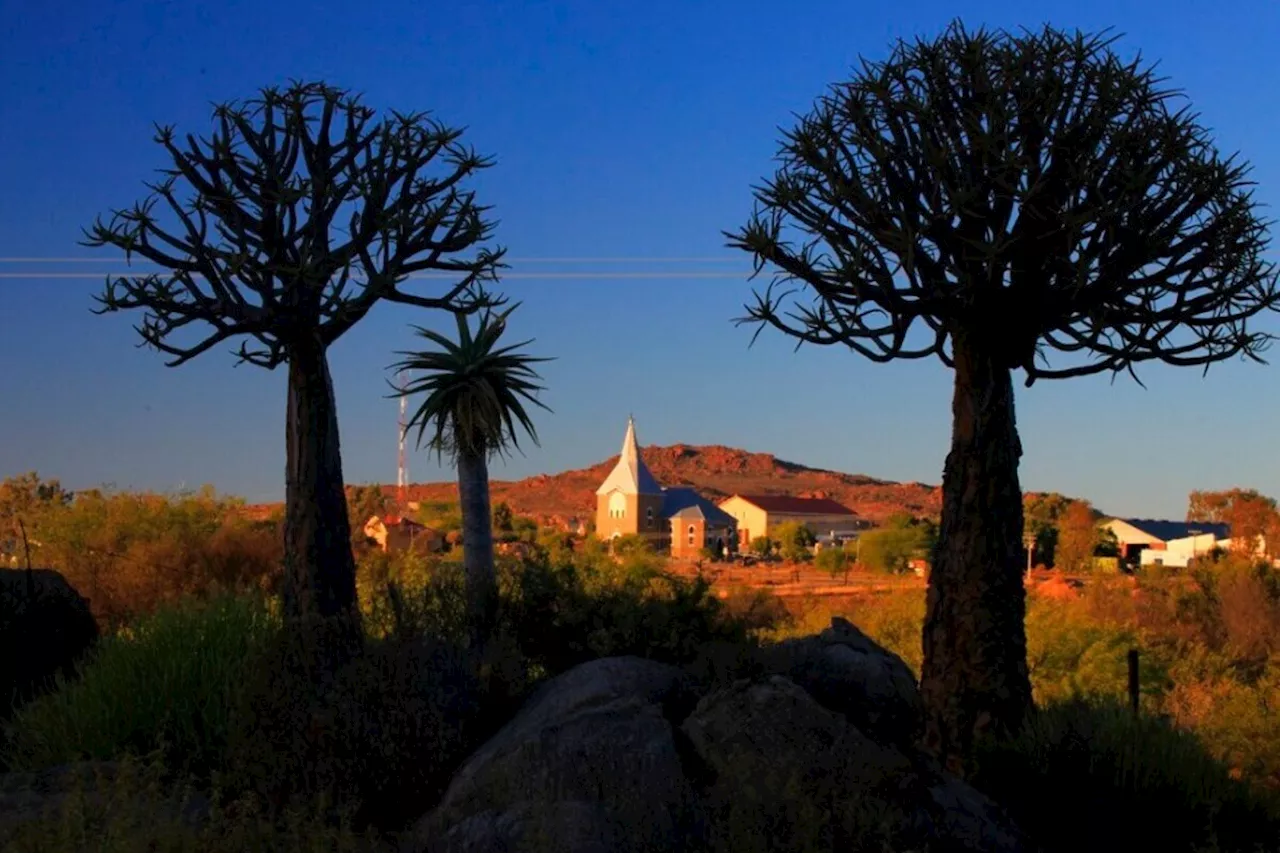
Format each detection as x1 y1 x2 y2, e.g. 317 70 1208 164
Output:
974 697 1280 853
28 488 281 626
221 614 487 831
814 546 850 580
4 594 275 778
505 557 764 675
0 753 383 852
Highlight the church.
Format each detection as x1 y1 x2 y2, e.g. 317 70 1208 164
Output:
595 417 737 559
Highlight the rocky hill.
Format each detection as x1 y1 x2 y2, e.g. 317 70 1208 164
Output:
375 444 943 526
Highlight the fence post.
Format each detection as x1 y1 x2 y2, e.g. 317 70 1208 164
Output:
1127 648 1140 716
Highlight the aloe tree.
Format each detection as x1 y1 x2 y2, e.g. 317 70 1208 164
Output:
728 23 1279 771
83 81 503 635
392 305 551 648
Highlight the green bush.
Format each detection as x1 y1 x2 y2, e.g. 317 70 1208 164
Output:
974 697 1280 853
503 556 775 676
4 594 276 777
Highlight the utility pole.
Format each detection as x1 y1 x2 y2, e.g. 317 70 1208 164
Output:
397 369 408 510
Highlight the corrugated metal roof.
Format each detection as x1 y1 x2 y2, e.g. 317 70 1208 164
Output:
730 494 855 516
595 416 663 496
1117 518 1230 542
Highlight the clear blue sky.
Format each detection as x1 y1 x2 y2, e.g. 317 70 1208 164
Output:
1 0 1278 518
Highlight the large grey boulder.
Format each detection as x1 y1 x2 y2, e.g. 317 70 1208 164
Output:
411 656 702 853
757 615 922 747
682 675 1028 853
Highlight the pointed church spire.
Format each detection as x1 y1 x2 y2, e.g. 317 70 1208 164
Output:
596 415 663 496
621 415 639 465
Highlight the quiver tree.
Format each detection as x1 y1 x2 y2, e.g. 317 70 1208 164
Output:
392 304 551 652
84 81 505 632
727 23 1280 772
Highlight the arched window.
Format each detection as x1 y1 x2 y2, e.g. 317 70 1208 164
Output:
687 524 696 546
645 507 654 529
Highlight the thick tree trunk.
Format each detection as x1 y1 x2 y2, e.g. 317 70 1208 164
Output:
920 330 1033 775
456 449 497 651
282 337 359 632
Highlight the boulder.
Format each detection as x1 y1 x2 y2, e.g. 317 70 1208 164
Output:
0 568 99 714
682 675 1028 853
757 615 921 746
412 656 702 853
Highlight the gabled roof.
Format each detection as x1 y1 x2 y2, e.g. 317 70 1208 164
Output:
596 416 663 496
727 494 855 516
1113 518 1230 543
663 487 737 526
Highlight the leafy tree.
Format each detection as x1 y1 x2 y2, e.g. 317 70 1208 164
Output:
394 304 551 651
773 521 817 562
0 473 73 562
83 81 504 635
1025 492 1073 566
748 535 774 558
1055 501 1102 573
1188 488 1278 557
859 525 927 574
1095 525 1120 559
511 515 539 543
815 545 851 581
492 502 514 534
727 22 1280 767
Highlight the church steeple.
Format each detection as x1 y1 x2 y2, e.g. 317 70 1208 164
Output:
596 415 663 496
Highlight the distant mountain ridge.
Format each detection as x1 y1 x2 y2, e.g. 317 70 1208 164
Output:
376 443 945 525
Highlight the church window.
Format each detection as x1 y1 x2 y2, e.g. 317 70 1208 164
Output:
646 507 654 529
687 524 696 546
609 492 626 519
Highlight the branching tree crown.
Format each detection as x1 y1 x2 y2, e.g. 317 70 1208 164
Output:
728 22 1280 384
84 80 505 367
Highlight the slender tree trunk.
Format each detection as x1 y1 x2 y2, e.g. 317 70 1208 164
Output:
920 330 1033 775
282 336 360 635
456 449 497 651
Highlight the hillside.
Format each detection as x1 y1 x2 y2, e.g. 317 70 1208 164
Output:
364 444 944 526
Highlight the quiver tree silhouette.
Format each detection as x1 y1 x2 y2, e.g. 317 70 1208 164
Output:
727 22 1280 773
84 81 505 637
391 304 552 654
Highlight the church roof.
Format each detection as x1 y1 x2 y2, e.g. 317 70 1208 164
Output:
663 487 737 526
595 416 663 496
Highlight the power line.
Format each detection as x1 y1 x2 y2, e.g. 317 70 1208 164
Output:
0 271 753 280
0 256 745 264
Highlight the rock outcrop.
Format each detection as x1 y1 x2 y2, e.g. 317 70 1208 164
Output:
414 657 704 853
757 614 922 747
411 622 1029 853
0 568 99 715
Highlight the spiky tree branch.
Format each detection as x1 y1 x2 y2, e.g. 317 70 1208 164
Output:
83 80 505 368
728 24 1280 384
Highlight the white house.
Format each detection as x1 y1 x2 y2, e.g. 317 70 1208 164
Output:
1101 518 1230 569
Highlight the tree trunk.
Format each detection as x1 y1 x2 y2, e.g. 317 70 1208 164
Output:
920 330 1033 775
456 449 497 651
282 336 360 633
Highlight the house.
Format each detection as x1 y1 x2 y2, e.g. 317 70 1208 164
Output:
594 416 737 556
717 494 864 548
363 514 445 555
664 489 738 560
1101 518 1230 569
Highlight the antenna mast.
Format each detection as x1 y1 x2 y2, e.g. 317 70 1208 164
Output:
397 370 408 508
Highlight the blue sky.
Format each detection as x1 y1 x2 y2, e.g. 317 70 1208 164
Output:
1 0 1278 518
